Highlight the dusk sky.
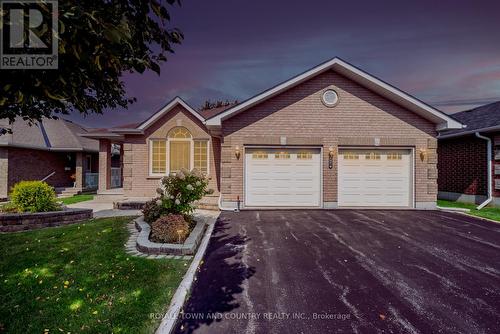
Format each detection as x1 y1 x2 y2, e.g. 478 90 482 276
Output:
68 0 500 128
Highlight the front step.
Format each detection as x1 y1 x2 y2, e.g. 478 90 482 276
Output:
55 187 80 198
195 195 220 211
113 195 220 211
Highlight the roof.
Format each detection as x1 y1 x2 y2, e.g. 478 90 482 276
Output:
198 104 236 119
82 97 234 139
83 57 465 138
439 101 500 138
205 57 463 131
0 117 98 152
137 97 205 131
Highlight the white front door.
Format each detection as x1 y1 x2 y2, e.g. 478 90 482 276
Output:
245 148 321 207
338 149 412 207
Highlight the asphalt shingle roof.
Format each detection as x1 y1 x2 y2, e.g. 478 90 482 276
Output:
441 101 500 136
0 118 98 151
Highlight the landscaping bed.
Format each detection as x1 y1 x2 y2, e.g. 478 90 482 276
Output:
0 208 93 232
134 215 208 255
0 216 190 333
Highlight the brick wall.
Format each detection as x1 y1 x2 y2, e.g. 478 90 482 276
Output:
221 69 438 206
438 136 488 196
123 106 219 198
7 148 75 191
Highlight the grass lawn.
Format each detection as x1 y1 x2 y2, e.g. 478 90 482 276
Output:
59 194 95 205
0 217 190 333
438 199 500 222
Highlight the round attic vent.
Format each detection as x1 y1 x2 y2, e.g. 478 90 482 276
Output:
322 89 339 107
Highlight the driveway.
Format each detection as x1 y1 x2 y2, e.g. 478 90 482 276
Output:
175 210 500 334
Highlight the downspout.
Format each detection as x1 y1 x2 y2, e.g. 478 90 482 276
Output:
218 193 239 212
475 132 492 210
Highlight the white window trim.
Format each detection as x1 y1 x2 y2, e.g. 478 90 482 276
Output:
148 136 211 177
149 139 168 177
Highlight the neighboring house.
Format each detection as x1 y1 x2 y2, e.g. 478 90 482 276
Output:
0 118 104 199
83 57 462 209
438 101 500 205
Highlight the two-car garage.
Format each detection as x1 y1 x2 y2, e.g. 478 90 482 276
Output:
244 147 413 208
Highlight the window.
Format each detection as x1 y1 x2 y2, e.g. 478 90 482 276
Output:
151 140 166 174
343 152 359 160
150 127 210 175
275 151 290 159
365 152 381 160
169 127 191 138
387 152 403 160
194 140 208 173
322 89 339 107
297 152 313 160
252 151 268 159
170 141 190 172
168 127 192 173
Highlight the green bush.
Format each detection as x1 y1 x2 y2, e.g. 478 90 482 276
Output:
0 202 18 213
9 181 60 213
142 198 163 224
150 214 190 243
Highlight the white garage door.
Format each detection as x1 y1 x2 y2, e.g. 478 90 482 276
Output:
245 148 321 207
338 149 412 207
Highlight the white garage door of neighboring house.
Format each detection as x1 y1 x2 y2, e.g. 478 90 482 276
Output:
338 149 412 207
245 148 321 207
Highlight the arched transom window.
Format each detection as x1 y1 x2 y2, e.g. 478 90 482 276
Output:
150 127 209 176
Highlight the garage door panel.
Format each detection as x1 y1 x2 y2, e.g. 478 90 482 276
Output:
245 148 321 207
338 149 412 207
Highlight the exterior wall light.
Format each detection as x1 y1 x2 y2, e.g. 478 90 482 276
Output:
235 146 241 160
328 146 334 169
418 148 427 162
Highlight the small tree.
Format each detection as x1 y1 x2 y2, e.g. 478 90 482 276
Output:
0 0 183 125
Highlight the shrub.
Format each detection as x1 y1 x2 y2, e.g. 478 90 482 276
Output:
142 198 163 224
157 168 213 215
10 181 60 213
0 202 18 213
150 214 190 243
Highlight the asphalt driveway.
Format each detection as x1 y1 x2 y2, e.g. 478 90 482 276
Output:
175 210 500 334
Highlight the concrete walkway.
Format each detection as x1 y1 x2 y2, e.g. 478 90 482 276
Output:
66 199 141 218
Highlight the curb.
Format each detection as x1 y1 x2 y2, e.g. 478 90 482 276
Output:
155 215 217 334
452 211 500 226
436 206 470 213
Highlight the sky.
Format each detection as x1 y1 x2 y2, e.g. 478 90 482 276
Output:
68 0 500 128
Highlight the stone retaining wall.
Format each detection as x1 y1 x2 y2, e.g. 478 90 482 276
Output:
0 208 93 232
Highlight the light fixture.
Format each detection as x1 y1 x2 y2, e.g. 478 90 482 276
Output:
418 148 427 161
328 147 334 169
235 146 241 160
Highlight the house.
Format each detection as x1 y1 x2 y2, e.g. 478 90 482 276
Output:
83 57 463 209
0 118 116 199
438 101 500 206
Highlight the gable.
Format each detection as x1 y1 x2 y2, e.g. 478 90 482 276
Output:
222 70 437 137
143 104 210 140
206 57 463 131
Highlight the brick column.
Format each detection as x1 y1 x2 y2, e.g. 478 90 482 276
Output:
119 144 124 187
0 148 8 199
98 140 111 192
75 152 83 190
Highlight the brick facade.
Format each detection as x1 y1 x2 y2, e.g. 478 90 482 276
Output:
101 70 443 208
438 136 488 196
220 70 438 207
4 148 75 196
121 106 219 198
